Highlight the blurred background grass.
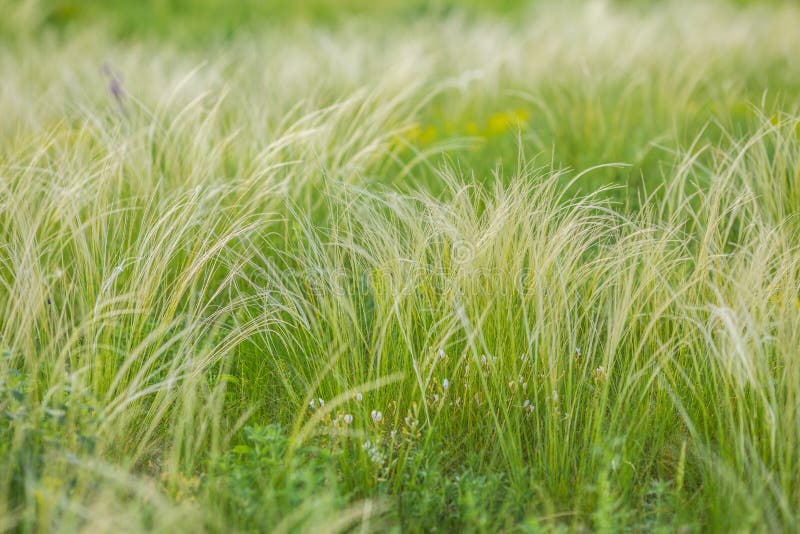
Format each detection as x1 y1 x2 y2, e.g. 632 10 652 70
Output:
6 0 791 44
3 0 797 206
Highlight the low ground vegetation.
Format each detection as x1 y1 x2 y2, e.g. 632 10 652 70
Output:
1 0 800 531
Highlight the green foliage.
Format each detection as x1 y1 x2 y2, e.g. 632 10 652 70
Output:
0 356 102 531
1 0 800 532
206 424 347 531
12 0 793 43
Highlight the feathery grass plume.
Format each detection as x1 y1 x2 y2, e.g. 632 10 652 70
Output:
1 0 800 531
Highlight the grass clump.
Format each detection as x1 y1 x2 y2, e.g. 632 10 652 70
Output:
1 0 800 531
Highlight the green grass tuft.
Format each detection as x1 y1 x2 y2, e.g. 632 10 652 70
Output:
1 0 800 531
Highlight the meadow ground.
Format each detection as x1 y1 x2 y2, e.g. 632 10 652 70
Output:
1 0 800 531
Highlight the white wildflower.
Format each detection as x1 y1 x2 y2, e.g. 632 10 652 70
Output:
593 366 607 384
523 399 534 415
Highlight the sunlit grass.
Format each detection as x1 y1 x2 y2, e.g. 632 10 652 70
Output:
1 0 800 531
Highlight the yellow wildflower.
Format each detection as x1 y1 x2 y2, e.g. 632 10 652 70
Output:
485 109 529 136
402 123 438 145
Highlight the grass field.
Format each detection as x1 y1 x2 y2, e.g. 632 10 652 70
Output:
2 0 800 531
